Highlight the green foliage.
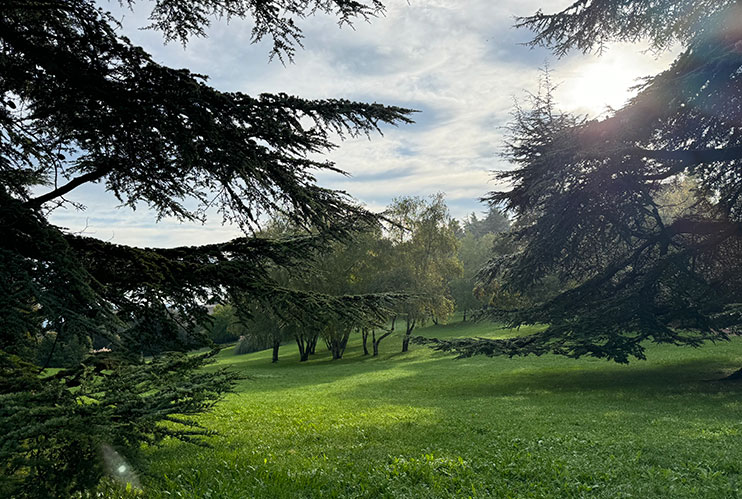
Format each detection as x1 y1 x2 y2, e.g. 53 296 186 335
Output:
232 304 289 359
461 206 510 238
0 350 237 498
432 2 742 362
516 0 736 56
1 0 412 495
234 335 266 355
35 331 91 369
129 321 742 498
247 219 404 361
449 229 514 319
206 305 246 345
383 195 463 349
136 0 387 62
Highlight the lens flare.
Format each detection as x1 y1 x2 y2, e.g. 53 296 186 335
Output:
101 444 141 491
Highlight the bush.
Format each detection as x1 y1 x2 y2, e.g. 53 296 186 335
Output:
206 304 246 344
0 350 238 498
35 332 91 368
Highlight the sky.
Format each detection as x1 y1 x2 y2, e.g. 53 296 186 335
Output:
47 0 678 247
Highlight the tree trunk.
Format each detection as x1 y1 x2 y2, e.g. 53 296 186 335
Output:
372 319 394 356
402 317 415 352
295 336 310 362
361 328 369 355
462 310 467 322
308 333 318 355
328 328 351 360
272 340 280 363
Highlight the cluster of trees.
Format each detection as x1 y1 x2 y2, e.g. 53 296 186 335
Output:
449 207 512 321
206 194 499 362
424 0 742 367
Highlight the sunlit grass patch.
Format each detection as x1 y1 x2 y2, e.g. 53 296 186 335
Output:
133 320 742 498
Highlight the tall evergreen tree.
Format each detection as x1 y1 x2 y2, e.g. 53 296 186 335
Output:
0 0 411 495
420 1 742 364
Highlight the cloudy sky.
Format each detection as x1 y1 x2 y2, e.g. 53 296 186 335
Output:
48 0 678 247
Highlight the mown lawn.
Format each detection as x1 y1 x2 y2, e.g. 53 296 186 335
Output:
115 321 742 498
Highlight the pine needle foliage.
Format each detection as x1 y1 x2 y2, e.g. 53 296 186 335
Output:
420 1 742 363
1 0 411 495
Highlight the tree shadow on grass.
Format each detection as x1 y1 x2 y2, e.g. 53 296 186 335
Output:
323 354 742 412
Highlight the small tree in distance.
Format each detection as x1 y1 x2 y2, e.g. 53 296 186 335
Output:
384 195 462 352
206 304 246 345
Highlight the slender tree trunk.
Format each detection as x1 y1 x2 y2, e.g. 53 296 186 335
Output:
372 329 392 356
361 328 369 355
372 317 396 356
463 310 467 322
295 336 310 362
329 328 352 360
272 339 280 363
340 329 350 353
308 333 318 355
402 317 415 352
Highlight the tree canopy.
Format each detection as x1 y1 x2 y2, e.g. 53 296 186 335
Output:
384 195 462 351
1 0 412 495
421 0 742 363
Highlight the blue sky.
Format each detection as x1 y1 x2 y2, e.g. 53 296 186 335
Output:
47 0 678 247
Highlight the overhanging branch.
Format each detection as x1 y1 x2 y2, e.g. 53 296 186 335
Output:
23 166 112 209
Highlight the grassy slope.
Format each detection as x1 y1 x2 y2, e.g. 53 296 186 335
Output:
133 321 742 498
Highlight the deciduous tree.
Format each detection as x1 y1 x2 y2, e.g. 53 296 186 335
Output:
385 195 462 352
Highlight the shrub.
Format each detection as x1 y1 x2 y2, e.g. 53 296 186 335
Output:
35 332 91 369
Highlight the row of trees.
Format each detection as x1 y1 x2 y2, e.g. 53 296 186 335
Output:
25 191 510 370
205 195 511 362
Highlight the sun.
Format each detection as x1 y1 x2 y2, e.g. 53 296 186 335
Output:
556 43 679 118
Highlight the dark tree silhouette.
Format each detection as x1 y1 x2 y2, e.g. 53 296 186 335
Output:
419 1 742 364
0 0 411 495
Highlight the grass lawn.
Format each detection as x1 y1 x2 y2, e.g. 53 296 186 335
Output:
120 320 742 498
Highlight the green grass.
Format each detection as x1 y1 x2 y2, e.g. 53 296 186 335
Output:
120 321 742 498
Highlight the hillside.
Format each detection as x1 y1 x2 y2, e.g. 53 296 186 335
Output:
121 321 742 498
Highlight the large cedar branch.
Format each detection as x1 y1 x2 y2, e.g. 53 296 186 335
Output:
581 145 742 169
24 166 113 209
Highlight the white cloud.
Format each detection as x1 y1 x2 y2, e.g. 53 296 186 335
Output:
61 1 676 246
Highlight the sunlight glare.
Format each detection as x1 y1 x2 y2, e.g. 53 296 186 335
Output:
557 44 680 118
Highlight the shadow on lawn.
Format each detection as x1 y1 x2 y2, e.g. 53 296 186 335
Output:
318 354 742 410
